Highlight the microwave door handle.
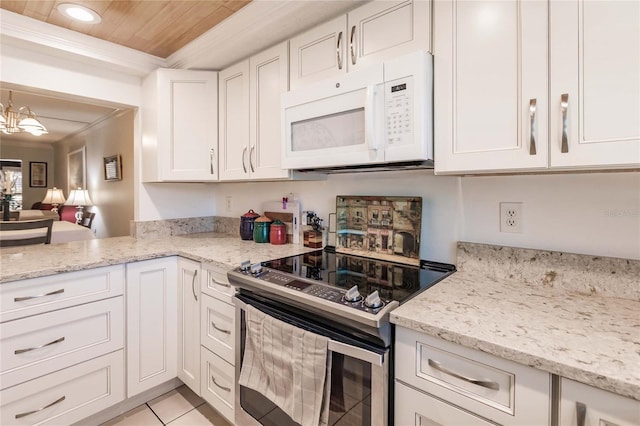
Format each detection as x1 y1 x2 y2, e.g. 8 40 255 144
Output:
365 85 378 151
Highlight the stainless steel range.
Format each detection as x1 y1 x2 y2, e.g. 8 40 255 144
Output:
229 247 455 426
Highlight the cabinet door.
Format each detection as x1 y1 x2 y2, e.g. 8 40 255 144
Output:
550 0 640 168
289 15 347 90
559 378 640 426
249 42 290 180
126 257 177 397
348 0 430 71
219 60 250 180
177 258 201 395
396 381 494 426
145 69 218 182
434 0 548 174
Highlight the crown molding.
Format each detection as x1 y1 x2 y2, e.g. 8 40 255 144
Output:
0 9 166 77
167 0 364 71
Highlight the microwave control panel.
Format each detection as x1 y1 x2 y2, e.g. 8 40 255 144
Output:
385 76 413 146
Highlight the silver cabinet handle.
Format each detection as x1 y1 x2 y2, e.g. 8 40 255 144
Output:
15 336 65 355
14 288 64 302
428 359 500 390
211 276 231 288
15 396 65 419
210 148 215 175
350 25 356 65
336 31 343 70
241 146 248 173
212 321 231 335
561 94 569 153
249 146 255 173
529 99 537 155
576 401 586 426
212 376 231 392
191 270 198 301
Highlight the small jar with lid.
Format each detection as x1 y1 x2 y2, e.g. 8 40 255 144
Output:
252 216 272 243
269 220 287 245
240 209 260 240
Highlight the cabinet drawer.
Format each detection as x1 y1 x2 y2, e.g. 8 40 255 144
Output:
201 294 235 365
396 327 551 425
0 265 124 323
200 346 234 423
0 350 124 425
202 265 235 303
0 297 124 390
395 381 493 426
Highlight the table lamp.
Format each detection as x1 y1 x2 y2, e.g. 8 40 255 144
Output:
64 188 93 224
41 187 66 213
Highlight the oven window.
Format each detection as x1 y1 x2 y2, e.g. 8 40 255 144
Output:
240 351 372 426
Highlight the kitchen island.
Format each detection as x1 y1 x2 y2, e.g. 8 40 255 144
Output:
1 235 638 421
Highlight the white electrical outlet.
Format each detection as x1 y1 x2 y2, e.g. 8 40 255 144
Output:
500 202 523 233
225 196 232 212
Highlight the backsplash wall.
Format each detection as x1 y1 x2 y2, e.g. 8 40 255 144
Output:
211 170 640 263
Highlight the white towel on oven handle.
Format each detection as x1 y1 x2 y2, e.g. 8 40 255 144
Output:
239 305 332 426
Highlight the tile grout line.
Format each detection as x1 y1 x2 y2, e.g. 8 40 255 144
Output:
146 402 167 425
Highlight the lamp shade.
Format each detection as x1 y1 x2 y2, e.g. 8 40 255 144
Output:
42 187 66 205
64 188 93 206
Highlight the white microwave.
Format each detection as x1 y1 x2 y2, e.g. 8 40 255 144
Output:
281 50 433 171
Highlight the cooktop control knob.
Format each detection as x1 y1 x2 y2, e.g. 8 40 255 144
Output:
364 291 383 309
344 285 363 302
250 263 263 275
239 260 251 272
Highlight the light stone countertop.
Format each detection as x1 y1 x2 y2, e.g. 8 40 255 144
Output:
0 233 317 283
391 242 640 401
2 236 638 401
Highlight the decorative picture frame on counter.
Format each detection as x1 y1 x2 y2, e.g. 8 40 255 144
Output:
103 155 122 181
29 161 47 187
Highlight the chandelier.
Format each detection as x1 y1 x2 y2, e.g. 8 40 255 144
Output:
0 91 48 136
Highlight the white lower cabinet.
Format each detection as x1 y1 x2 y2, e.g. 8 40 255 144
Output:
178 258 201 395
201 293 235 365
0 350 124 425
125 257 178 397
559 378 640 426
395 381 493 425
395 327 551 426
200 346 235 423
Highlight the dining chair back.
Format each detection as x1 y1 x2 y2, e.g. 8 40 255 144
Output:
0 218 54 247
80 212 96 229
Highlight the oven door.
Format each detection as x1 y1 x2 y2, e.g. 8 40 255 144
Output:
234 293 389 426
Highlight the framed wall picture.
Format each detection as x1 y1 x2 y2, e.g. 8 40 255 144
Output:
67 146 86 194
29 161 47 187
103 155 122 181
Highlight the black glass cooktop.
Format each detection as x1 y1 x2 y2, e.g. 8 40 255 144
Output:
259 248 456 304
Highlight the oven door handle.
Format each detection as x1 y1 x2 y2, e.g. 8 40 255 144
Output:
233 295 385 367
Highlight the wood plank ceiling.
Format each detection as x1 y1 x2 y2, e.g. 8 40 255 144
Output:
0 0 251 58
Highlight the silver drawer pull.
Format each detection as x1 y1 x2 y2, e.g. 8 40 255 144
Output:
15 395 65 419
561 93 569 153
350 25 356 65
529 98 537 155
14 288 64 302
212 376 231 392
15 336 65 355
191 269 198 302
211 277 231 288
212 321 231 335
576 401 586 426
428 359 500 391
336 31 343 70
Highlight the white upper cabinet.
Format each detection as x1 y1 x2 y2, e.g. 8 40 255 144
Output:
434 0 548 173
435 0 640 174
219 61 250 180
549 0 640 168
290 0 430 90
219 42 291 181
142 69 218 182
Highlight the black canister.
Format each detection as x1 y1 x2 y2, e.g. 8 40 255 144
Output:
240 209 260 240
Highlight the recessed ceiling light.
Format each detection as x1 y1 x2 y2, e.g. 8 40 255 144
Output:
57 3 102 24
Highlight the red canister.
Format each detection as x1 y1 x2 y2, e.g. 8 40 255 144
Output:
269 220 287 245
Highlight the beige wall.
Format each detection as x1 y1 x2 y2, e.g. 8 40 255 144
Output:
55 110 134 238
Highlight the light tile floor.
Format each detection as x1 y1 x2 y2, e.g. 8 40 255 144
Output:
102 385 232 426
